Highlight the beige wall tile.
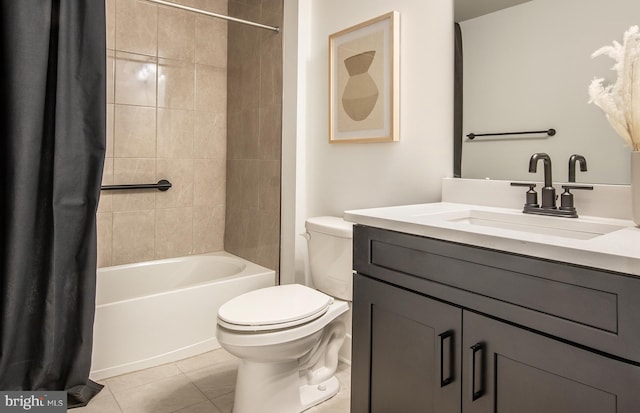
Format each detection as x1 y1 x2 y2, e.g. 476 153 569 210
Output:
156 159 194 208
115 0 158 56
158 59 195 110
157 109 195 159
226 63 259 114
114 105 156 158
195 65 226 113
155 207 194 259
256 207 279 270
195 17 227 67
194 111 226 160
97 212 113 268
188 0 227 14
259 31 283 109
224 205 249 259
228 0 259 20
164 0 193 7
193 159 225 207
158 7 195 62
261 0 283 16
112 158 156 211
115 52 157 107
225 1 282 271
106 0 116 50
98 157 114 213
258 103 282 161
192 205 225 254
226 110 259 160
107 50 115 104
112 210 156 266
226 159 258 208
106 104 115 157
256 243 279 272
258 160 280 212
100 0 271 266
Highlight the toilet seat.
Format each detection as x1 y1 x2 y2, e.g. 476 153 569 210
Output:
217 284 333 332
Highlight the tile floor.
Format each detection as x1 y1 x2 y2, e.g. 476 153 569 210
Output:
73 349 351 413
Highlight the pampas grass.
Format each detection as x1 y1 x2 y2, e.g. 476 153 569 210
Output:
588 26 640 151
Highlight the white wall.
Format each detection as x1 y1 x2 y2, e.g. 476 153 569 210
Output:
281 0 454 285
280 0 303 285
305 0 454 218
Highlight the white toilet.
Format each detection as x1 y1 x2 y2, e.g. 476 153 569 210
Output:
216 216 353 413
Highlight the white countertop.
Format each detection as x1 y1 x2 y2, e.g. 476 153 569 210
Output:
344 202 640 276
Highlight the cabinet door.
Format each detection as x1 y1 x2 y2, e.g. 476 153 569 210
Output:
351 274 462 413
463 311 640 413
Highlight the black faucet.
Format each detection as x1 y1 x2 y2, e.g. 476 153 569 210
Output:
528 153 556 209
511 153 593 218
568 154 587 182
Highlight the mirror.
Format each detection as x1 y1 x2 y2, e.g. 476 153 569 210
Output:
455 0 640 184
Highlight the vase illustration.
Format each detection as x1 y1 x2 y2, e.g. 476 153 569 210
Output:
342 50 378 121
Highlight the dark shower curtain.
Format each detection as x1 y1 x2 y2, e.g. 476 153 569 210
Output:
0 0 105 408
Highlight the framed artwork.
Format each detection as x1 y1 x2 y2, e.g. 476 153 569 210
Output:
329 11 399 143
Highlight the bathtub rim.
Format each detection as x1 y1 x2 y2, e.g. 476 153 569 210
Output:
96 251 275 307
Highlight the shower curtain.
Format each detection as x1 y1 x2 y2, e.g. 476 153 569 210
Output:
0 0 105 407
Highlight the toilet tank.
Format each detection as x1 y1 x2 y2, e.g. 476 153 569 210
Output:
305 216 354 301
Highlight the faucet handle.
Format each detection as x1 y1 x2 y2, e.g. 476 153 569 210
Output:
561 184 593 191
559 185 594 214
510 182 539 208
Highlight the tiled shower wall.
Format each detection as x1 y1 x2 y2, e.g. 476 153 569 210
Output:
98 0 229 266
224 0 283 273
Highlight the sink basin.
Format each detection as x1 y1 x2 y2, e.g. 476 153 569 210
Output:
416 209 626 240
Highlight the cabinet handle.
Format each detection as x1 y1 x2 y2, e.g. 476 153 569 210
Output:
439 330 455 387
471 342 485 401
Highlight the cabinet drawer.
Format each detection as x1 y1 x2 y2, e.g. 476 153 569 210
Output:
370 240 617 333
353 225 640 362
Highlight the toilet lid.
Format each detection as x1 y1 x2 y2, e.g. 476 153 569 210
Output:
217 284 333 332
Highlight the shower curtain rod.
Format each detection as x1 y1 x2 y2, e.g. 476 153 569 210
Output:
142 0 280 32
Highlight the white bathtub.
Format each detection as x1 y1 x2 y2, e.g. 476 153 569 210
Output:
90 252 276 380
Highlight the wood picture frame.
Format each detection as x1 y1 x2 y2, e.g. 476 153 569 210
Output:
329 11 399 143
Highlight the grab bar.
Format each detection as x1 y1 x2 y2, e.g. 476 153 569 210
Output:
467 128 556 140
101 179 172 192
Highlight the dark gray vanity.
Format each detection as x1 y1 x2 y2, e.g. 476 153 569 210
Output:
350 222 640 412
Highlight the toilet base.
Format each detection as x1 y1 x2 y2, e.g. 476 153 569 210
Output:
232 359 340 413
299 376 340 411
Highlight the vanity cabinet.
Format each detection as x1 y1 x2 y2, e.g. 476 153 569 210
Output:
351 225 640 413
352 274 461 413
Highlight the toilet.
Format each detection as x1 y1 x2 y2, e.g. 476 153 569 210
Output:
216 216 353 413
